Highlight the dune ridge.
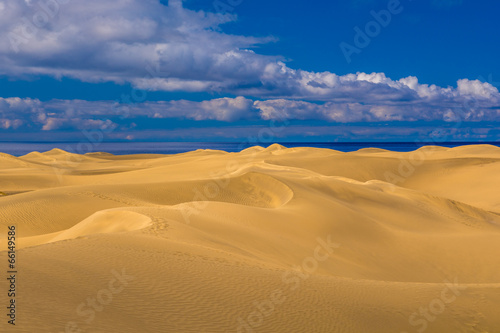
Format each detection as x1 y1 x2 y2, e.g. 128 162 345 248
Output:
1 144 500 332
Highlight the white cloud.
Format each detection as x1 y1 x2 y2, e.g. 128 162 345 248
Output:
0 94 498 133
0 0 499 127
1 0 497 103
0 0 275 91
148 96 255 121
253 98 500 123
0 96 258 130
456 79 498 99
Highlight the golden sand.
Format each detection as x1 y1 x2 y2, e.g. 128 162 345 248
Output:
1 144 499 332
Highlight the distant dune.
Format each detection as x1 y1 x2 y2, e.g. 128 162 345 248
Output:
1 144 500 332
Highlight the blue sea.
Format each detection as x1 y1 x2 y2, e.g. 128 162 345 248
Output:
0 141 499 157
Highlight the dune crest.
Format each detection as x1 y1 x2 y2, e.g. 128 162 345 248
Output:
51 210 152 241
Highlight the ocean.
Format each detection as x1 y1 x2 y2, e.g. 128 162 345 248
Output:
0 141 499 157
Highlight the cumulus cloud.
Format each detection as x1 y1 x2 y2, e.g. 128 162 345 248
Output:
0 97 116 131
148 96 255 121
1 0 498 106
254 99 499 123
0 0 276 92
0 96 259 131
0 0 499 128
1 93 499 133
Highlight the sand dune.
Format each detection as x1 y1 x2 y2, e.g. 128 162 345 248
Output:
1 144 500 332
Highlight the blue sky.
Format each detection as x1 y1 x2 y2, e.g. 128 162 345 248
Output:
0 0 499 142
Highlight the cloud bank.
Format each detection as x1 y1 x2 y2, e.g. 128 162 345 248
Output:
0 0 498 137
1 89 498 132
1 0 498 100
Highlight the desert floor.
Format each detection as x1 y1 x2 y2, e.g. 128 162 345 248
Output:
1 144 499 333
